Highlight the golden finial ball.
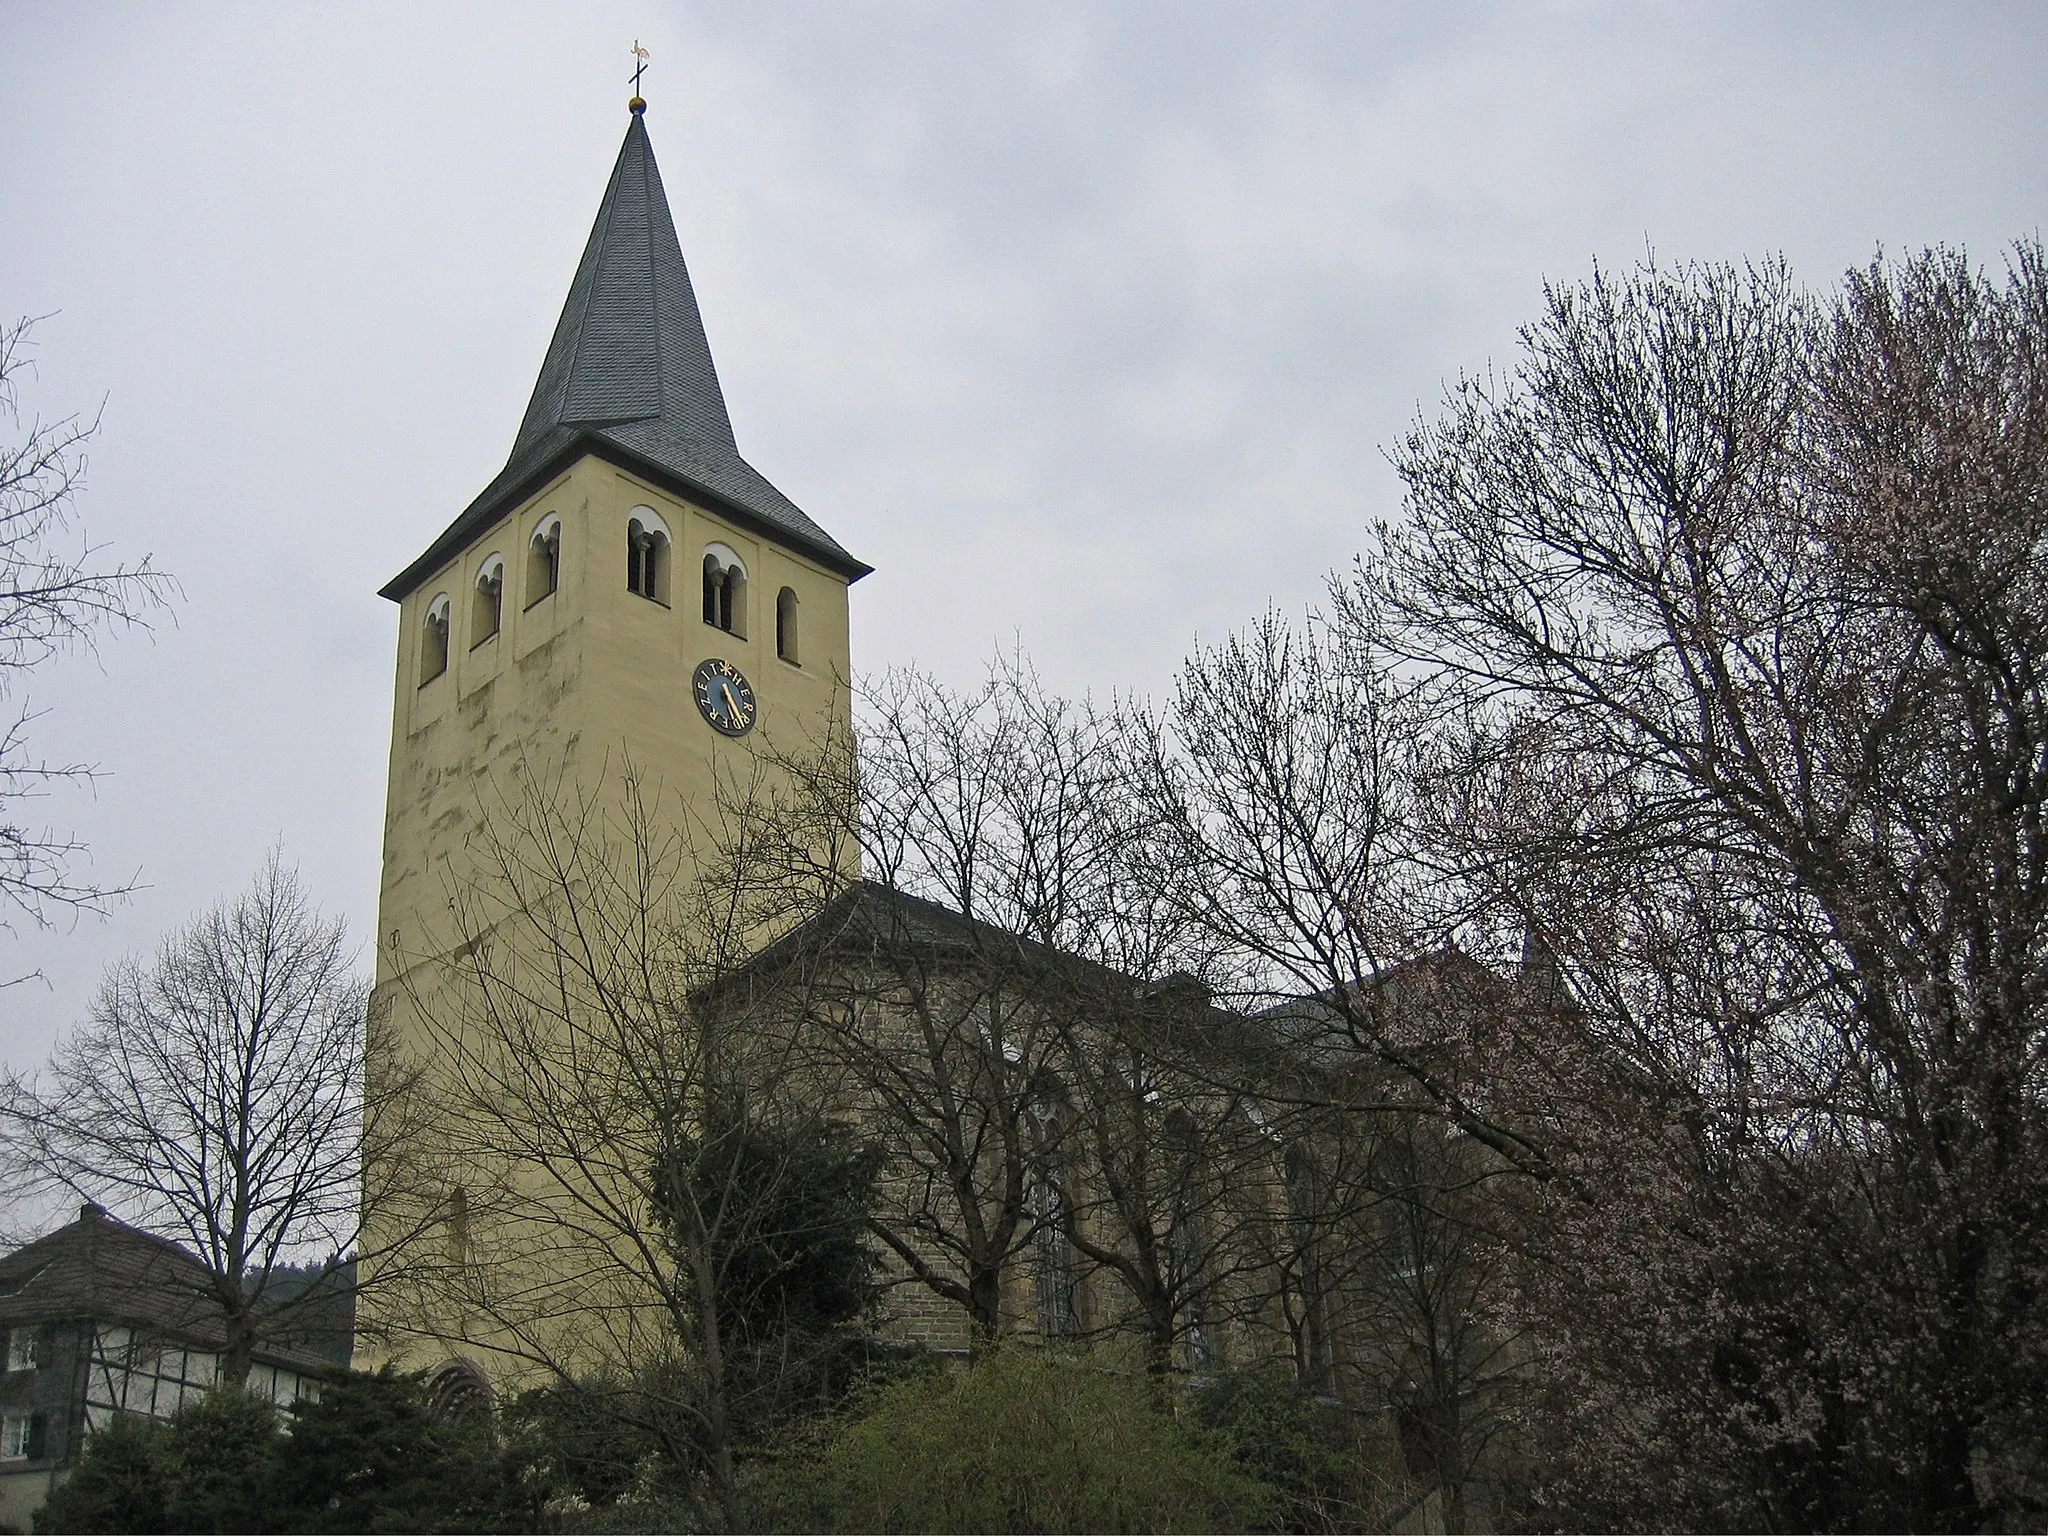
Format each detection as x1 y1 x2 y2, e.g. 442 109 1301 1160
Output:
629 96 647 114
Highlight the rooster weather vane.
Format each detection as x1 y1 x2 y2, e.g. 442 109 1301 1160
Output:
629 40 650 108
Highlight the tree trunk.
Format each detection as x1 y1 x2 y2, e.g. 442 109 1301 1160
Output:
968 1267 1004 1355
688 1241 737 1523
219 1309 255 1388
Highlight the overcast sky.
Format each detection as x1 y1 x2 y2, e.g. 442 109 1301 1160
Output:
0 2 2042 1068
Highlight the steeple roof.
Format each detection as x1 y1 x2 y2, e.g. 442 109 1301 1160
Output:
382 109 867 601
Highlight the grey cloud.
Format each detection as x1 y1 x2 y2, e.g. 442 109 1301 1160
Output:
0 0 2041 1063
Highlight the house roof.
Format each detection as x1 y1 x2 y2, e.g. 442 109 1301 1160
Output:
381 104 869 602
0 1206 342 1375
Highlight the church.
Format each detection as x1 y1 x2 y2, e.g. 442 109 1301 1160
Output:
359 93 1499 1492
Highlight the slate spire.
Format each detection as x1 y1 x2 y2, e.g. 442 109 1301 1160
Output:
510 107 738 465
383 104 865 601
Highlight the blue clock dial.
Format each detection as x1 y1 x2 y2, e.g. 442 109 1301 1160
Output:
693 658 757 736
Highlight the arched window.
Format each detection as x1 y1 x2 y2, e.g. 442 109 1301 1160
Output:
1029 1086 1080 1337
425 1359 492 1422
626 506 671 604
1375 1138 1428 1283
775 586 799 663
444 1186 470 1266
471 553 505 646
1166 1111 1214 1370
419 592 451 685
1284 1145 1333 1389
526 514 561 607
702 543 747 636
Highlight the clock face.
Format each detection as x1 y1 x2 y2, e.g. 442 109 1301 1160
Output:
693 658 757 737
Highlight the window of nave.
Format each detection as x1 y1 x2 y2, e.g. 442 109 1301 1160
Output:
627 506 671 605
1165 1110 1214 1371
703 542 746 636
527 514 561 607
1028 1088 1081 1337
1283 1144 1334 1390
776 585 799 664
419 592 451 685
471 553 505 647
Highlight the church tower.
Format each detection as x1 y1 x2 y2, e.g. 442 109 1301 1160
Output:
361 100 868 1381
371 100 868 1007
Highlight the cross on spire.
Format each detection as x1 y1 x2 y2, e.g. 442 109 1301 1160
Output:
629 40 650 110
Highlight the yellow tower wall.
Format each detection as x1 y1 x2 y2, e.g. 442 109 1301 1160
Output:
373 454 852 991
361 453 853 1377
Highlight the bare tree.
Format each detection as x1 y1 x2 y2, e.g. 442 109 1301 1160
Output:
0 315 174 935
775 664 1113 1351
0 857 375 1382
798 661 1252 1357
1117 244 2048 1527
1032 978 1291 1381
1125 613 1549 1179
373 760 877 1523
1126 245 2048 1529
797 889 1055 1351
794 662 1352 1388
1338 1112 1516 1533
1363 244 2048 1530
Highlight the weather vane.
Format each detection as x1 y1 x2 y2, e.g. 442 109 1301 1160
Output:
629 40 650 111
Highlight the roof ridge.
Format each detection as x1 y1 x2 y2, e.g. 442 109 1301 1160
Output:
548 132 617 435
639 129 665 427
0 1206 207 1268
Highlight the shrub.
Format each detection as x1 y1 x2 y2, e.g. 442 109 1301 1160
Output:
273 1370 509 1533
1186 1369 1407 1533
38 1374 513 1536
33 1415 169 1535
759 1349 1271 1534
500 1375 681 1521
652 1101 887 1452
156 1389 282 1535
39 1387 280 1536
